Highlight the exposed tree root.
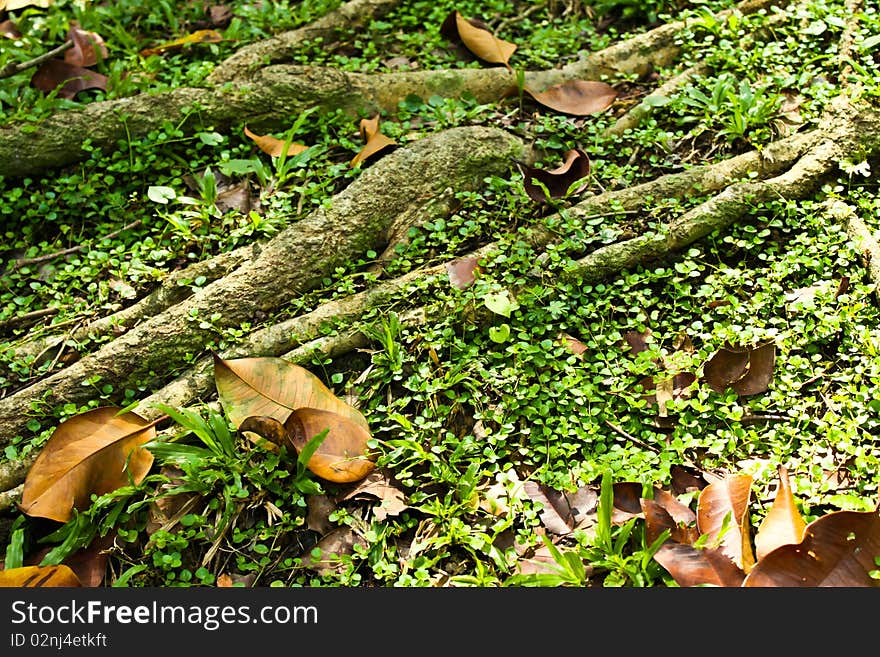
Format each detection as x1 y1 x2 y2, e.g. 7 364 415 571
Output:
0 126 523 445
0 0 790 178
4 244 253 373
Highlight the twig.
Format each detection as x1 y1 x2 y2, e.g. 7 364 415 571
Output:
0 307 58 332
8 220 143 271
0 40 73 80
604 420 661 453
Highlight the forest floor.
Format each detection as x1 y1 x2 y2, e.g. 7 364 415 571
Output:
1 0 879 588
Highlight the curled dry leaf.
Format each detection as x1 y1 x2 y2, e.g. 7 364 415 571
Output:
0 565 82 588
642 498 699 546
350 115 396 167
743 508 880 587
446 256 480 290
520 148 591 203
31 59 108 100
622 328 652 355
20 406 156 523
440 11 516 68
754 466 807 561
243 125 309 159
653 542 745 587
285 407 376 483
65 21 108 67
523 80 618 116
696 473 755 572
306 494 337 535
139 29 224 56
523 480 598 535
704 341 776 396
342 470 408 521
1 19 22 39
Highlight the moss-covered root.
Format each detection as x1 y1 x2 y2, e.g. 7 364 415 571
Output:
566 102 880 284
0 126 525 448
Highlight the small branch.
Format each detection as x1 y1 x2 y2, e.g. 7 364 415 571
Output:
0 307 58 332
0 39 73 80
604 420 660 453
8 220 143 271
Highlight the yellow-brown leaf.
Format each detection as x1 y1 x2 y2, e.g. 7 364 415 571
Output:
285 407 375 483
0 565 82 587
243 126 309 158
20 407 156 523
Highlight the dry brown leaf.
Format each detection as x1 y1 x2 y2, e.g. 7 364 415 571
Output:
520 148 591 203
342 470 407 521
31 59 108 100
20 407 156 523
523 80 618 116
0 565 82 587
285 407 376 483
653 542 745 587
754 467 807 560
704 341 776 396
0 19 22 39
743 507 880 587
208 5 233 28
440 11 516 68
523 481 597 535
696 474 755 572
350 115 396 167
243 125 309 158
306 494 337 535
559 332 588 357
139 29 223 56
65 21 108 67
446 256 480 290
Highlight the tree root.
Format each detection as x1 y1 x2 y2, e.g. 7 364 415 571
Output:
0 125 524 446
0 0 791 178
4 244 254 373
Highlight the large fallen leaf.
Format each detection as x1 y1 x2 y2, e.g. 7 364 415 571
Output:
653 542 745 587
284 407 375 483
0 565 82 587
214 354 370 432
65 22 108 67
754 467 807 560
440 11 516 68
520 148 591 203
743 508 880 586
20 407 156 523
139 29 223 57
696 473 755 572
350 115 396 167
243 125 309 158
523 80 618 116
703 341 776 396
31 59 108 100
